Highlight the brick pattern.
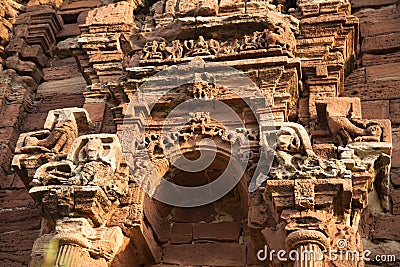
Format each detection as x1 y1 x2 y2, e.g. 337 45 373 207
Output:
0 3 89 266
0 0 399 266
344 1 400 265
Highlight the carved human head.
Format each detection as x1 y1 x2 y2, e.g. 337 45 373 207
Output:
276 127 301 153
366 124 382 138
85 138 103 161
55 117 72 128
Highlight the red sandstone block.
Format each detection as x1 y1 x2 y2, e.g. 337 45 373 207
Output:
0 251 32 267
51 56 76 67
390 168 400 188
59 0 100 11
0 103 24 128
391 189 400 215
0 143 12 174
0 173 13 189
5 38 26 55
361 100 389 120
163 243 246 266
171 205 217 223
143 197 170 243
0 127 19 150
362 51 400 67
0 189 35 209
193 221 241 242
0 174 25 190
372 214 400 240
43 94 85 109
83 102 106 123
344 67 365 87
343 80 400 101
57 23 81 39
391 128 400 168
246 239 263 266
10 174 25 189
5 56 43 83
362 32 400 53
170 223 192 244
360 18 400 39
36 77 86 98
21 44 48 68
389 99 400 124
25 4 55 13
365 63 400 83
43 64 82 81
21 112 48 132
351 0 398 9
77 10 89 24
12 24 29 39
0 229 40 252
0 208 41 232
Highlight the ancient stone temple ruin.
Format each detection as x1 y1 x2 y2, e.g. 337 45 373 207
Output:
1 0 400 266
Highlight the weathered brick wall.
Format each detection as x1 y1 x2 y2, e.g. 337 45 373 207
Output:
0 0 400 266
344 0 400 264
0 1 92 266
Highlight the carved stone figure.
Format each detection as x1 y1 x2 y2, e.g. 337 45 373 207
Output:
219 39 240 55
257 29 270 48
207 39 220 55
158 41 170 59
268 22 296 52
70 138 114 186
24 117 78 155
31 140 111 187
267 124 347 180
31 134 128 200
191 81 215 99
138 24 296 64
240 34 259 51
12 108 91 186
328 116 383 146
142 40 163 60
190 36 211 56
269 126 312 179
166 40 183 60
32 161 74 186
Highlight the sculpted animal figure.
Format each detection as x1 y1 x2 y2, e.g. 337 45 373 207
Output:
327 116 382 146
267 22 296 52
270 126 347 179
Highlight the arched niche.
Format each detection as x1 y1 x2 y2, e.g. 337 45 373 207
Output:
141 140 252 266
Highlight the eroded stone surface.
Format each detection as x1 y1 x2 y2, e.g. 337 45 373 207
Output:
1 0 398 266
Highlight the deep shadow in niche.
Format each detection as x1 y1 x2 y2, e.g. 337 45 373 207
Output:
142 151 250 265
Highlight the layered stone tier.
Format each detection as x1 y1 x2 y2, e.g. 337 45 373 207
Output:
0 0 399 266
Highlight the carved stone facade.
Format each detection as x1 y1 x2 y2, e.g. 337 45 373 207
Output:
1 0 400 266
